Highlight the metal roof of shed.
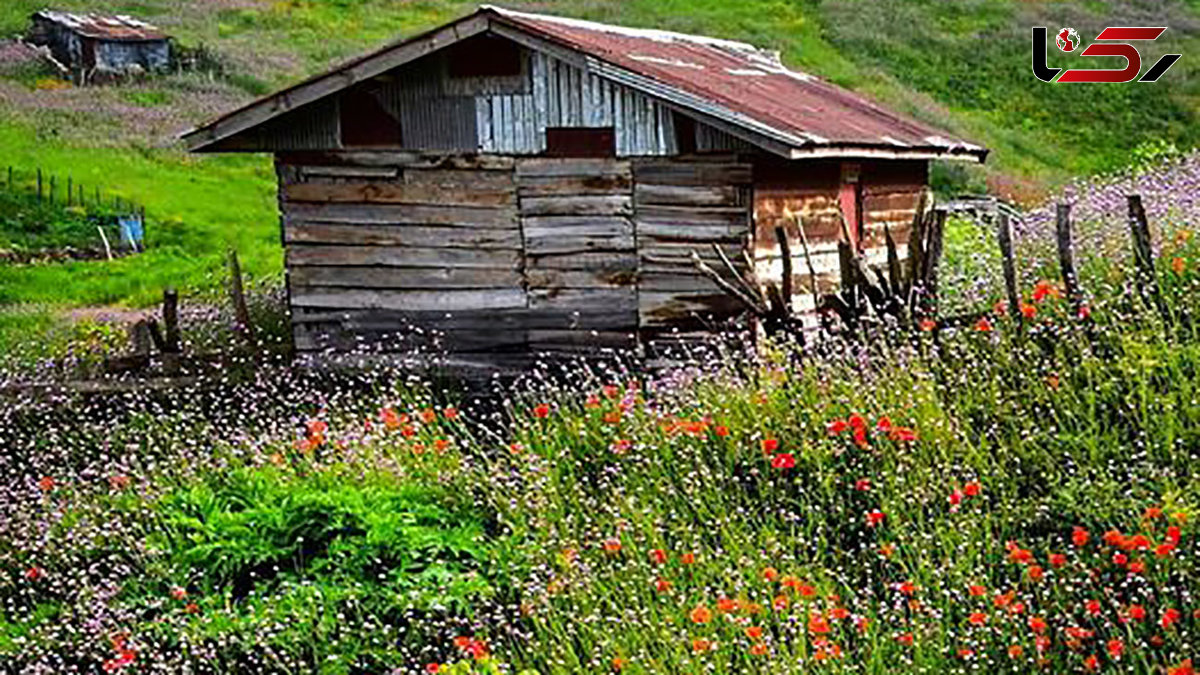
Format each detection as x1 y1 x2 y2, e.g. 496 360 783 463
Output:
33 10 168 42
183 6 986 162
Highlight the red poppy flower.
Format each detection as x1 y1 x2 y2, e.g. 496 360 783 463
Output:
714 425 730 437
1107 638 1124 659
895 632 914 646
680 552 696 565
771 453 795 470
1085 599 1101 616
1072 527 1090 547
691 638 712 653
919 318 937 332
1028 565 1044 582
848 413 866 430
745 626 763 640
974 317 993 332
1162 607 1182 629
717 597 738 613
968 612 987 626
1049 553 1067 568
532 404 550 418
1032 280 1060 303
1128 604 1146 621
690 605 712 624
1029 616 1047 634
603 538 622 554
1020 303 1037 319
827 419 848 435
762 567 779 582
648 548 666 565
854 478 872 491
889 427 917 442
425 664 440 674
654 577 672 593
25 566 43 581
1008 644 1024 659
761 438 779 453
1084 655 1099 671
963 481 981 497
865 510 886 527
748 643 768 656
968 584 987 597
807 614 831 634
37 476 55 492
876 416 892 431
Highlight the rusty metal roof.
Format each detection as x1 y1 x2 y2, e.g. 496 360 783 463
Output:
33 10 168 42
487 7 983 160
184 6 985 161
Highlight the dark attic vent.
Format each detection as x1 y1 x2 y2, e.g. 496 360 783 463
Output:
545 127 616 158
339 87 401 148
446 35 523 79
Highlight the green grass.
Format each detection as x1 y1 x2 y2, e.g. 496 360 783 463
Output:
0 121 280 307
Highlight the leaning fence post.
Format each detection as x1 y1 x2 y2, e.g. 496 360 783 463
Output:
996 211 1022 322
227 248 255 343
1127 194 1170 324
1055 203 1085 316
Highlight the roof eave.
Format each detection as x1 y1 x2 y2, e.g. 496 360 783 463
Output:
788 144 988 163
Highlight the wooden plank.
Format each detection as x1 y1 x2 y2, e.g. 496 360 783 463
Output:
529 330 637 351
278 150 515 171
637 221 746 242
283 181 516 207
282 203 517 228
529 287 637 311
638 291 746 326
526 251 638 271
634 183 740 207
517 174 632 197
292 306 636 331
523 216 633 238
526 268 637 289
404 169 515 190
289 266 522 289
287 245 521 268
638 273 725 293
633 161 752 186
291 288 526 311
635 204 749 223
525 236 635 256
519 195 632 216
298 166 399 179
284 223 521 249
515 158 630 178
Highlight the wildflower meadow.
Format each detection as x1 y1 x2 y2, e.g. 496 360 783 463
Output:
3 157 1200 674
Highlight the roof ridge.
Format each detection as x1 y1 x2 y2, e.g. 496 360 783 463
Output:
482 5 769 57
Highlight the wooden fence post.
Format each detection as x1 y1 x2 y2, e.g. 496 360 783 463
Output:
227 249 255 343
1055 203 1084 316
162 288 181 354
1127 194 1170 323
996 211 1022 321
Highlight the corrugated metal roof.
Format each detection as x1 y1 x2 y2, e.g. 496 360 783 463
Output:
487 7 983 158
33 9 168 42
184 6 985 161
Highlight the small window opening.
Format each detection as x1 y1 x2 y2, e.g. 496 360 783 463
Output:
339 87 401 148
545 127 616 158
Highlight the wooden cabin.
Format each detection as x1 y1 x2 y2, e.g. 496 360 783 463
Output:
184 6 986 369
28 10 170 83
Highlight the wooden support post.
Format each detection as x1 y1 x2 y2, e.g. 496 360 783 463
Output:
996 212 1021 321
774 225 794 314
922 210 946 317
227 248 255 343
1055 203 1084 316
1127 194 1170 323
162 288 181 354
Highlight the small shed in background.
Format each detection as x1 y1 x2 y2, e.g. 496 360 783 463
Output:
27 10 170 82
185 5 986 371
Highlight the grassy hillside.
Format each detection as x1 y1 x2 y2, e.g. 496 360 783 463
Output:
0 0 1197 312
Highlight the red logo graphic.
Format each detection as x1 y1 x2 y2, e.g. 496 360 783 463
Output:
1032 26 1181 83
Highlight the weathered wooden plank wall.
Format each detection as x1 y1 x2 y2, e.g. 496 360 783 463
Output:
633 155 753 344
277 151 526 354
516 158 639 352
